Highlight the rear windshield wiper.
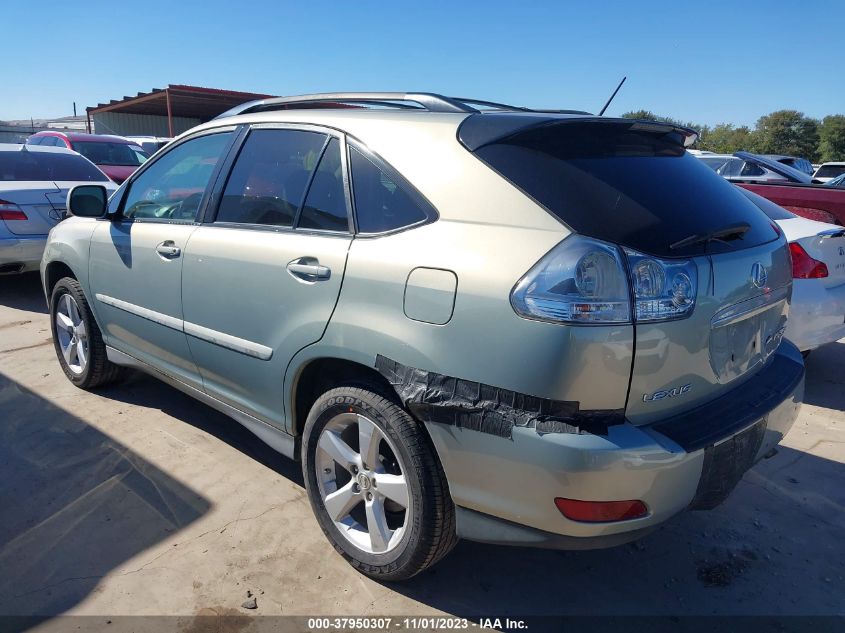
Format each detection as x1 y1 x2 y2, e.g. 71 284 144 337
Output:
669 222 751 251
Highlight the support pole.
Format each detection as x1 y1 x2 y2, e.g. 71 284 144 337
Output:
166 88 174 137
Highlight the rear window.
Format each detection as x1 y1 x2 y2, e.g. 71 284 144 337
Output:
73 141 148 166
816 165 845 179
0 150 109 182
472 121 779 256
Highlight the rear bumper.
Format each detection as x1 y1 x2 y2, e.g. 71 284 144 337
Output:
425 341 804 547
0 236 46 273
786 278 845 351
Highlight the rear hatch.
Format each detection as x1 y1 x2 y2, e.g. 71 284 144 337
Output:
463 115 791 425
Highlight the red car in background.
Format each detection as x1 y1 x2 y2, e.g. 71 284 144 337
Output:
25 132 149 184
725 152 845 225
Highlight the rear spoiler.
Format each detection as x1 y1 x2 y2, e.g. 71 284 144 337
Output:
457 113 699 152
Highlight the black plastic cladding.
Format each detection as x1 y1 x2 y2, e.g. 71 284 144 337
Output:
375 355 623 439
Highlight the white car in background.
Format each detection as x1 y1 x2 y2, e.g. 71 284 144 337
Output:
813 162 845 184
741 188 845 353
124 136 172 155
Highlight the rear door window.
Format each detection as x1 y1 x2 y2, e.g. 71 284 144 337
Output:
297 138 349 232
349 146 431 233
472 121 779 257
216 128 327 228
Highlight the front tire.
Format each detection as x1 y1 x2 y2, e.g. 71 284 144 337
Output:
302 385 457 580
50 277 124 389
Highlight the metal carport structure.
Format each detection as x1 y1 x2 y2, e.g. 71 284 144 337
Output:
86 84 276 137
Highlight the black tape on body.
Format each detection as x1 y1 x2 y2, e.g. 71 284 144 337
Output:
375 355 622 439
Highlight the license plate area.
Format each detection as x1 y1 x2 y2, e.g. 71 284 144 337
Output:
709 287 788 384
688 418 767 510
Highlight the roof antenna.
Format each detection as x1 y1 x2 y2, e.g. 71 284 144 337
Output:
598 76 626 116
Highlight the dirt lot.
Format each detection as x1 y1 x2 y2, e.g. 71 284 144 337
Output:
0 272 842 620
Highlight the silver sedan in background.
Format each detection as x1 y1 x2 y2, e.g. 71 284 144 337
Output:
0 144 116 274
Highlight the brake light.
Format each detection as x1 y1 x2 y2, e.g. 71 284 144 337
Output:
0 200 27 221
789 242 828 279
554 497 648 522
511 235 697 324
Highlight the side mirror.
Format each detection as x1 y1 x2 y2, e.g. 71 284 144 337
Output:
67 185 108 218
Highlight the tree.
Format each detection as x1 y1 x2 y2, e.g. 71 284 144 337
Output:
697 124 758 154
755 110 819 161
818 115 845 162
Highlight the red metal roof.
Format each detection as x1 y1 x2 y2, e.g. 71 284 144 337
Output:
87 84 277 120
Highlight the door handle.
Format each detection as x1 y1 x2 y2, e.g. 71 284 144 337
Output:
156 241 181 259
287 258 331 281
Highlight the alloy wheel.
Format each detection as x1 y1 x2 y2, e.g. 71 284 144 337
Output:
315 412 411 555
55 293 88 375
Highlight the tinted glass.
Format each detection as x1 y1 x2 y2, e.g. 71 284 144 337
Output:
298 138 348 231
698 156 729 171
473 121 779 257
52 137 68 148
74 141 148 166
26 136 42 145
122 132 232 221
737 188 795 220
349 147 429 233
217 129 327 227
816 165 845 178
0 150 109 182
739 161 765 177
39 136 58 147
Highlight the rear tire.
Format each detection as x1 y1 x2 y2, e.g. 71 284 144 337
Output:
302 385 457 580
50 277 125 389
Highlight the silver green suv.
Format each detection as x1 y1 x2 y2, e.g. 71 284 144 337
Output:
41 93 804 580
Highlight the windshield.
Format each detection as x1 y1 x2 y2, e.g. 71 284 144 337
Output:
472 121 779 257
0 150 110 182
73 141 149 167
699 156 730 171
826 173 845 188
816 164 845 179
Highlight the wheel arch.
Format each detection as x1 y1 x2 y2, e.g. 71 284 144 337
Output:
291 356 400 440
44 260 78 296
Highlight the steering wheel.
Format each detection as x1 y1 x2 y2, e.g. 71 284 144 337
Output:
167 192 204 220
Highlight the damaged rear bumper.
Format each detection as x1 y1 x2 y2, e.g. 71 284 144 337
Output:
378 341 804 547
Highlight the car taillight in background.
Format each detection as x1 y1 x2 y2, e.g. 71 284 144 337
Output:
0 200 27 221
511 234 697 325
789 242 828 279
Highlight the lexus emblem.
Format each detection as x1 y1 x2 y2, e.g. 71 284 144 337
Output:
751 262 767 289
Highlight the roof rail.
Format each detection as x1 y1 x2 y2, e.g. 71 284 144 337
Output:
216 92 479 119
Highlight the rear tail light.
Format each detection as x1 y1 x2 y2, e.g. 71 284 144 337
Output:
789 242 828 279
0 200 27 221
511 235 697 324
554 497 648 522
625 249 697 322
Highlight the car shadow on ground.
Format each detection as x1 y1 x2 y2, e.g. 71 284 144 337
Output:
96 372 304 487
801 341 845 411
0 371 211 616
0 272 48 314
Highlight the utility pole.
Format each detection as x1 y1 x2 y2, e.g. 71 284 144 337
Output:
73 102 77 117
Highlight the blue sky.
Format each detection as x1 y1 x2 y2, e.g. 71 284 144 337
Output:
5 0 842 126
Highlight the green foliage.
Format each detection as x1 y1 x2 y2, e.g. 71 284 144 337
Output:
755 110 819 160
621 109 843 161
819 115 845 163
